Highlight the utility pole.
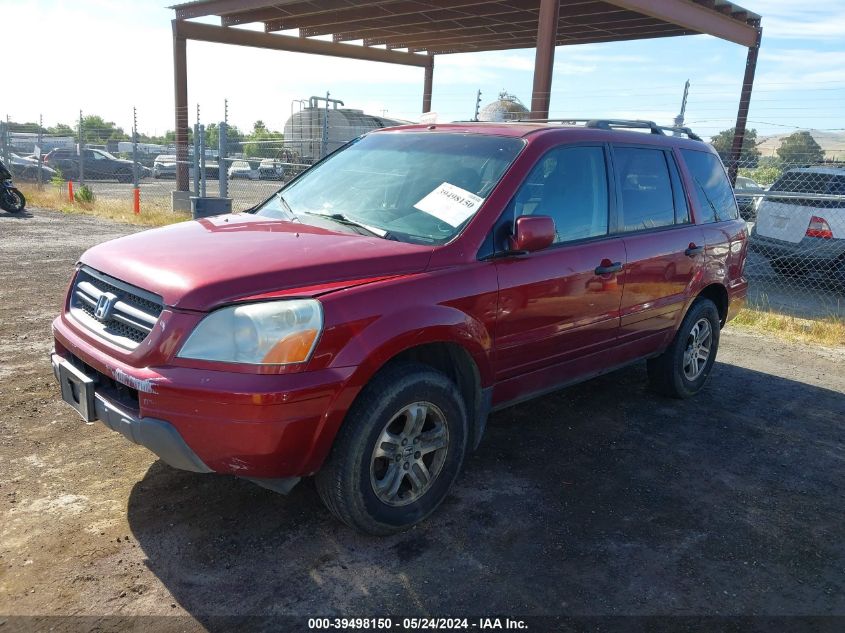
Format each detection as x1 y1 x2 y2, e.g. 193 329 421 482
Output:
473 89 483 122
78 110 85 185
673 80 690 133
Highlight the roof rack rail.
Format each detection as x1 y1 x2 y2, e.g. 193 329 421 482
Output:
508 118 703 141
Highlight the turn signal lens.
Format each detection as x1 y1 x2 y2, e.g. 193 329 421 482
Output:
262 329 319 364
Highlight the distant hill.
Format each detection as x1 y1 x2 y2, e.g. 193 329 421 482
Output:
756 130 845 159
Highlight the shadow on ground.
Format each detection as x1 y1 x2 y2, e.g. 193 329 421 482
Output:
127 361 845 625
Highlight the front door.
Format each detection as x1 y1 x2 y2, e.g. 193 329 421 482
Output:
492 144 625 406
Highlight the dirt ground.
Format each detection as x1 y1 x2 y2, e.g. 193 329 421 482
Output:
1 209 844 629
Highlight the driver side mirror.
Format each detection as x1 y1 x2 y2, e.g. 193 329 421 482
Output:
509 215 555 253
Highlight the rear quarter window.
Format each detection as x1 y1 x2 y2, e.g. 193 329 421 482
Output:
681 149 739 222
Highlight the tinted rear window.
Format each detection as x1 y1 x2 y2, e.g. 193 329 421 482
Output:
614 147 676 232
681 149 738 222
767 171 845 208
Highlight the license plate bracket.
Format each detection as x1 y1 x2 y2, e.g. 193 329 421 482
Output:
58 360 96 422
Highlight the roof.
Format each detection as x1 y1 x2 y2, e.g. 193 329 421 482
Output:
170 0 761 55
372 121 711 147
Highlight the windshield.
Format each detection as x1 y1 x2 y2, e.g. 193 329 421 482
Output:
255 132 524 244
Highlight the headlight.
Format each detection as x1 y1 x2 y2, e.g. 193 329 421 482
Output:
178 299 322 365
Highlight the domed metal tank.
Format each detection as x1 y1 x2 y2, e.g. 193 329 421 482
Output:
478 91 528 122
284 96 408 165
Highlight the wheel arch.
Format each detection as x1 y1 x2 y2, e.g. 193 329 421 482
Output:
696 283 729 326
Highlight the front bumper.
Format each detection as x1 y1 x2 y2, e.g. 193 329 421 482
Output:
52 353 212 473
52 316 359 479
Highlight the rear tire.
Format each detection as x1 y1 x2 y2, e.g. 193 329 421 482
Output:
647 298 720 399
315 362 467 535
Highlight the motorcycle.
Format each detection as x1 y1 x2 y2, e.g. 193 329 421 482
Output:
0 160 26 213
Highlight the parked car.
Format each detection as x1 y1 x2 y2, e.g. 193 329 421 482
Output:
154 155 219 180
51 120 747 534
750 166 845 282
228 160 259 180
44 148 146 183
734 175 764 221
259 159 285 180
152 154 178 179
9 153 57 181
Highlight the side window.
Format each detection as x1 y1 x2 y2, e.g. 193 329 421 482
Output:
613 147 676 232
513 146 609 244
681 149 739 222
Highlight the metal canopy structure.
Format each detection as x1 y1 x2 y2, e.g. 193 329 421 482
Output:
170 0 762 190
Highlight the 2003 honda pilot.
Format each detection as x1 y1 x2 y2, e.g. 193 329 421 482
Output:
52 119 747 534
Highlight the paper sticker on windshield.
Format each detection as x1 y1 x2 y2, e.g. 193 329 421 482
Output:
414 182 485 227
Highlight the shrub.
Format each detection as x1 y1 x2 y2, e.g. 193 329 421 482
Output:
50 168 65 188
74 184 96 204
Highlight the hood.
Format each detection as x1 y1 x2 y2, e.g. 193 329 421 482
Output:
80 214 433 311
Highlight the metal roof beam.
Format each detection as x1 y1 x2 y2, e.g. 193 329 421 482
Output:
425 26 691 54
172 20 431 67
264 0 542 32
172 0 299 20
602 0 757 46
400 21 682 52
361 12 655 48
222 0 402 27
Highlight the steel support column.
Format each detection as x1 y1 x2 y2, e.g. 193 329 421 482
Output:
529 0 560 119
422 56 434 113
173 20 189 192
728 23 762 186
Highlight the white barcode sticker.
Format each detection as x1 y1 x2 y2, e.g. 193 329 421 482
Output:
413 182 485 227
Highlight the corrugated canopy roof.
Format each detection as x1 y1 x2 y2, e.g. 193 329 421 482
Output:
170 0 761 55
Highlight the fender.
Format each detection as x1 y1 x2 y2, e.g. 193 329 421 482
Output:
294 301 496 474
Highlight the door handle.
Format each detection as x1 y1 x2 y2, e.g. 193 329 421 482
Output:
595 261 623 275
685 244 704 257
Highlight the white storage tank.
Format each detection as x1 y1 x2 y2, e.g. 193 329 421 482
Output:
284 97 408 164
478 91 528 122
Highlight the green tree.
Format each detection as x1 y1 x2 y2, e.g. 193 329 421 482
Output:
47 123 75 136
243 120 284 159
80 115 128 145
710 127 761 167
776 131 825 165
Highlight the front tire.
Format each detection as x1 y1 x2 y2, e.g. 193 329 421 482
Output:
0 187 25 212
316 362 467 535
647 298 720 399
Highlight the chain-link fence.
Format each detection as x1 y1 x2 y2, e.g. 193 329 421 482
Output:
2 112 843 320
724 154 844 318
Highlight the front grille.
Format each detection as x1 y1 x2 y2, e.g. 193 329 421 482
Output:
69 266 163 349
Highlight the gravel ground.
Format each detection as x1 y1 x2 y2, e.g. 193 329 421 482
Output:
1 208 844 629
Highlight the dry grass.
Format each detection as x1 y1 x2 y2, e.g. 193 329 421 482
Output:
731 308 845 347
18 184 190 227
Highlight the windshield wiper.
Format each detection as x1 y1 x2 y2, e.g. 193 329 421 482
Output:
300 211 397 240
274 192 299 222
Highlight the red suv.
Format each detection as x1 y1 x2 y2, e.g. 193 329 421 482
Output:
52 120 747 534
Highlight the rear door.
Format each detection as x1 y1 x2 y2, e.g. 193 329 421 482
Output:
493 144 625 404
611 144 705 360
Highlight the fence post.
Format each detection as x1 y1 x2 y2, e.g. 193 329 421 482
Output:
78 110 85 185
199 124 207 198
132 108 140 214
192 122 200 195
37 114 44 190
218 121 228 199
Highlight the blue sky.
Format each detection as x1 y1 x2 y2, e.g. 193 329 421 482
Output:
3 0 843 143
